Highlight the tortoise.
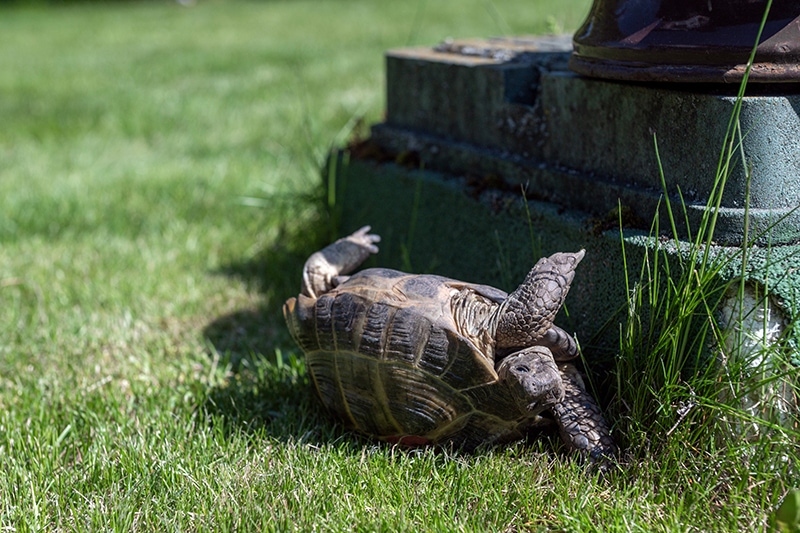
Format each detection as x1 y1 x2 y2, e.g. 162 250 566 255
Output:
283 226 615 460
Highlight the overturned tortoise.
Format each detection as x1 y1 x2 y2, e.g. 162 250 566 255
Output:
284 226 615 460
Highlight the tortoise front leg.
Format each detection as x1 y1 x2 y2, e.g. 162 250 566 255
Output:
552 363 616 463
495 250 584 349
302 226 380 298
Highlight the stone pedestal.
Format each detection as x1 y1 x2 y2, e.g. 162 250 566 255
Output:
335 36 800 357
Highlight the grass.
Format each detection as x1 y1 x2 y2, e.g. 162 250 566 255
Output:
0 0 797 531
608 7 800 528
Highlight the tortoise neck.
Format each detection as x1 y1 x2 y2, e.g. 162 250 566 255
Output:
451 288 500 354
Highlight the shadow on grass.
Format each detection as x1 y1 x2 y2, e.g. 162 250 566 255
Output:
200 222 365 446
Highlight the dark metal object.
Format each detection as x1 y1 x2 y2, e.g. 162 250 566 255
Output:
570 0 800 83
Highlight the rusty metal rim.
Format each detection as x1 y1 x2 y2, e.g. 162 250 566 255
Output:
569 55 800 84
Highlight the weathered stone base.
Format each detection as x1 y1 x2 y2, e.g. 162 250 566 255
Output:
378 36 800 247
334 155 800 358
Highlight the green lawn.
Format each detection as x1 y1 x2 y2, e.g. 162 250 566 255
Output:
0 1 797 531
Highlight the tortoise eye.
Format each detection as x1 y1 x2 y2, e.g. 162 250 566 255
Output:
514 365 530 373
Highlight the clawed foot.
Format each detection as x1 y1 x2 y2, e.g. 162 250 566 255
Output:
345 225 381 254
301 225 382 298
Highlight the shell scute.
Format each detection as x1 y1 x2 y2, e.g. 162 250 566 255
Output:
305 351 350 426
397 274 452 299
358 301 395 360
283 295 319 352
325 352 398 436
330 291 367 352
416 326 450 376
379 361 474 438
460 380 522 420
352 267 407 281
385 307 432 365
439 330 498 390
313 293 335 352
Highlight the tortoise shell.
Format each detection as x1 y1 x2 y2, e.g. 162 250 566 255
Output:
284 268 554 449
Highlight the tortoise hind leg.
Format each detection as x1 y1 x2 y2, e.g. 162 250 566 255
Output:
552 363 616 464
302 226 380 298
536 325 579 362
